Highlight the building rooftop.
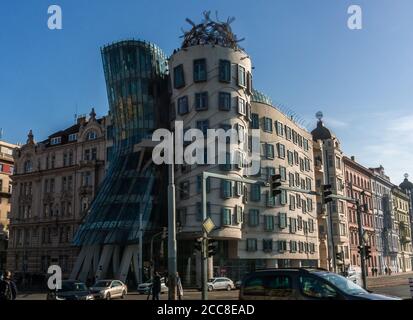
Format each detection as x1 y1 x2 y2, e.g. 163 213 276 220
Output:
180 11 244 50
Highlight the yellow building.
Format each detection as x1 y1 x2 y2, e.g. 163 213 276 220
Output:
0 139 18 270
392 186 412 272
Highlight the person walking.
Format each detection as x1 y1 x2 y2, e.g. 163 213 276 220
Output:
176 272 183 300
0 270 18 301
152 272 162 301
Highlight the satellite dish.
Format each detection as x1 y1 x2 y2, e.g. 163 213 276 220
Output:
316 111 323 120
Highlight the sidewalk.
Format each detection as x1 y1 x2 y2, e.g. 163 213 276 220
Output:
367 271 413 288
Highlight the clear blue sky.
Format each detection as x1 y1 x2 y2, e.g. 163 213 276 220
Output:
0 0 412 183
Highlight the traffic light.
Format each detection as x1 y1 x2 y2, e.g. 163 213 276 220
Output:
336 251 343 262
194 238 202 252
270 174 282 197
208 239 218 257
364 245 372 260
322 184 333 204
357 245 363 255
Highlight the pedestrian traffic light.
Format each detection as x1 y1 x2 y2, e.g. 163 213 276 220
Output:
322 184 333 204
207 239 218 257
270 174 282 197
365 245 372 260
194 238 202 252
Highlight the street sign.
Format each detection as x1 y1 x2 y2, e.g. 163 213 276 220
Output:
202 217 215 234
362 231 369 244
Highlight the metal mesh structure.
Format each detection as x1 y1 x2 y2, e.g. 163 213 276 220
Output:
73 40 169 246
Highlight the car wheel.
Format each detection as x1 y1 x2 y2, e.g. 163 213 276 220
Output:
106 293 111 300
121 291 126 299
208 286 213 292
227 285 231 291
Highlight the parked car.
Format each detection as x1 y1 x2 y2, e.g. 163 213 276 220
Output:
47 280 94 300
89 280 128 300
137 277 169 295
207 277 235 291
239 268 401 300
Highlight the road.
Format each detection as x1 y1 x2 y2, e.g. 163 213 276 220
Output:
17 272 413 300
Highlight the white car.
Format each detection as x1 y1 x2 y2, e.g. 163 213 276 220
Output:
90 279 128 300
137 277 169 295
207 277 234 291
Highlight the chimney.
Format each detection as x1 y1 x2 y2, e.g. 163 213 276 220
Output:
77 115 86 125
351 156 355 161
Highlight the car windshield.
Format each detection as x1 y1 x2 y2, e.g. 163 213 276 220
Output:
316 272 367 295
93 281 111 287
59 282 87 292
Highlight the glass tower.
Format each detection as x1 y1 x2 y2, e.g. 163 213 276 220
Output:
73 40 169 247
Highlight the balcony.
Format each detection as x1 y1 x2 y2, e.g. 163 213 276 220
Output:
78 185 93 196
79 159 104 168
0 187 11 198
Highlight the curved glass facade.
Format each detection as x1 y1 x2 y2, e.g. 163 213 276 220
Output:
73 40 169 246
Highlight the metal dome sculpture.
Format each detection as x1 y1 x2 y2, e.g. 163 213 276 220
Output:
181 11 244 50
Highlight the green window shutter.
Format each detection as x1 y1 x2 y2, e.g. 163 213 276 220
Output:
251 184 261 202
279 212 287 229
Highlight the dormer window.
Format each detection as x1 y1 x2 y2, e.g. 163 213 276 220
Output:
86 131 97 141
50 137 61 145
68 133 78 142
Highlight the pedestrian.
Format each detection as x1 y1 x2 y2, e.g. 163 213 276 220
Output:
152 272 162 301
384 267 388 275
371 267 374 277
0 270 18 301
176 272 183 300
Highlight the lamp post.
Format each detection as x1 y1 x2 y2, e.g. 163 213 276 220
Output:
167 154 177 300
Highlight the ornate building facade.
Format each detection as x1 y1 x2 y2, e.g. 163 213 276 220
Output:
7 110 107 283
0 140 18 271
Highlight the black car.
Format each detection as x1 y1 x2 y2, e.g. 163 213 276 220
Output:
47 280 95 300
239 268 401 300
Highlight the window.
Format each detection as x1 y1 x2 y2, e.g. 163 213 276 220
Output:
251 113 259 129
235 205 243 223
303 139 309 151
68 133 77 142
196 120 209 135
289 218 297 234
265 144 275 159
221 180 233 199
285 126 292 140
289 195 296 210
50 137 61 145
87 131 97 141
195 92 208 111
263 239 273 252
247 238 257 252
249 209 259 227
24 160 33 173
267 167 275 182
179 181 190 199
299 276 337 299
219 60 231 82
193 59 207 82
173 64 185 89
237 97 246 115
280 190 288 205
278 240 287 252
264 215 275 231
81 172 91 186
218 92 231 111
263 117 273 132
250 184 261 202
266 191 276 207
277 144 286 159
279 212 287 228
304 158 311 172
287 151 294 165
237 65 246 87
275 121 284 136
279 166 287 181
222 208 232 226
177 96 189 115
235 181 243 197
288 241 297 253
